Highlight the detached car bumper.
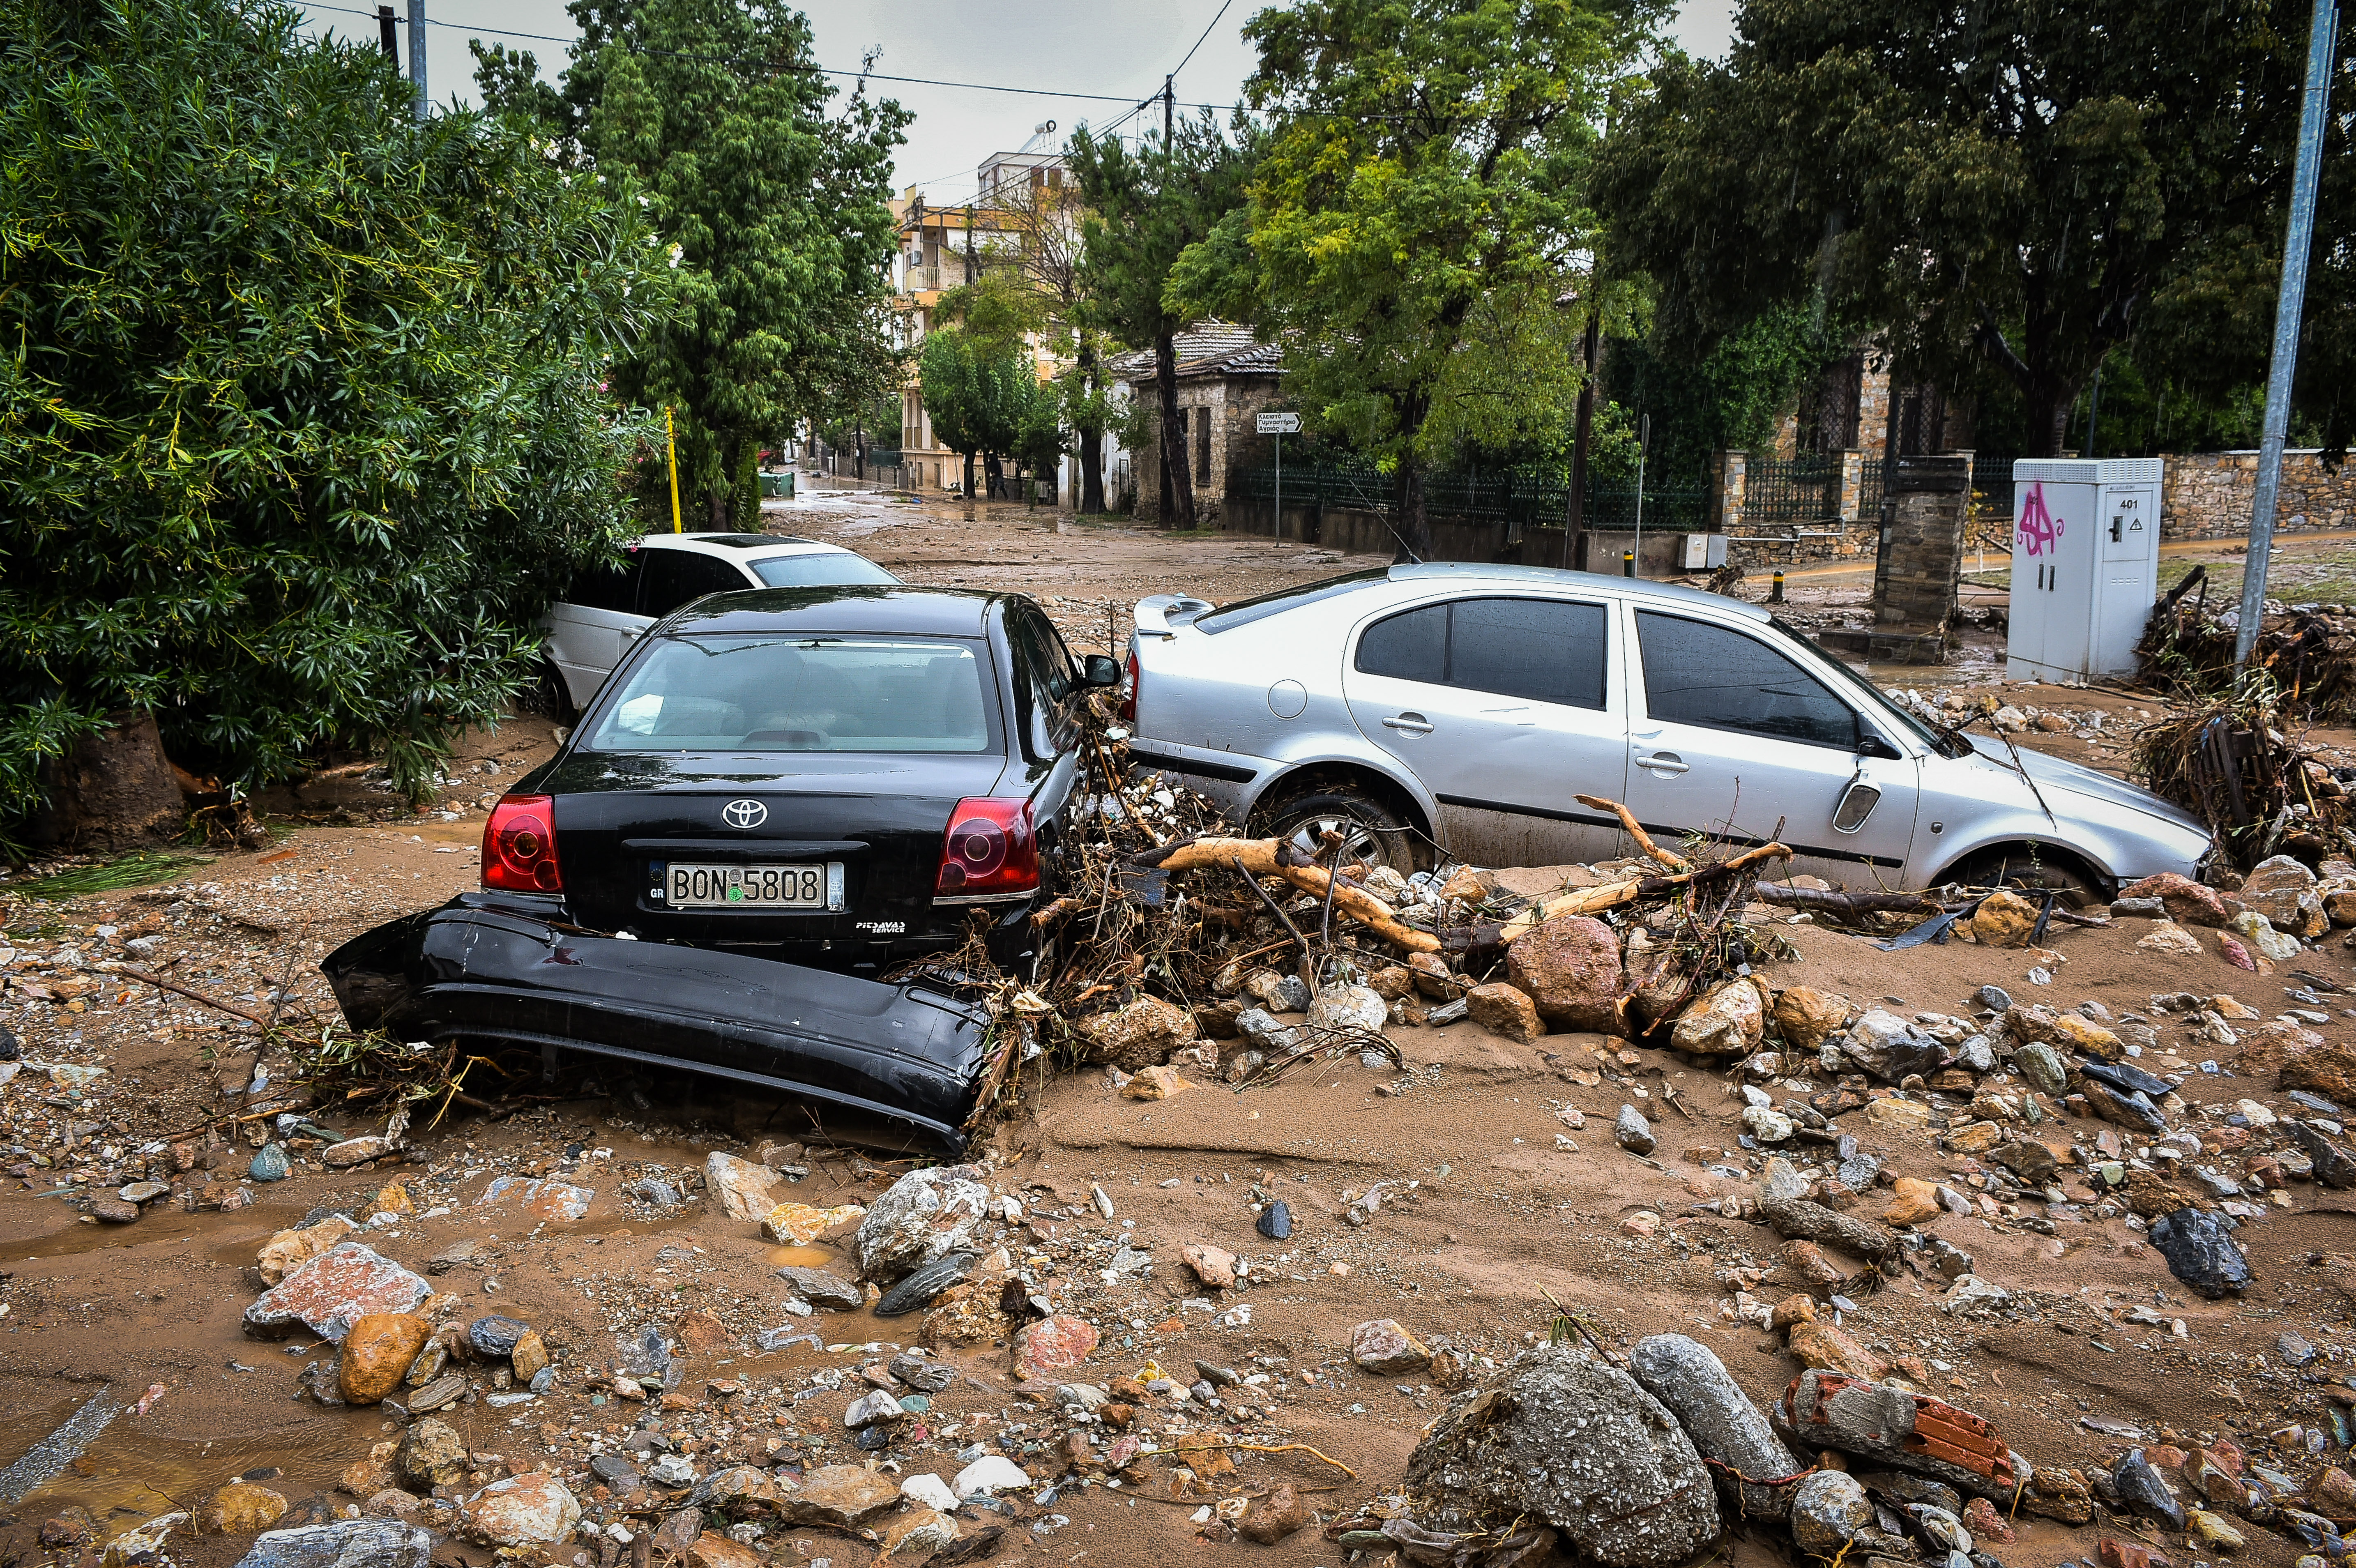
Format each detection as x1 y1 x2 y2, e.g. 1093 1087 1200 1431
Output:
322 896 995 1153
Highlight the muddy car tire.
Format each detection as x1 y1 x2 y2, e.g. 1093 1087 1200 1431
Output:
519 659 575 725
1257 789 1417 879
1946 846 2107 909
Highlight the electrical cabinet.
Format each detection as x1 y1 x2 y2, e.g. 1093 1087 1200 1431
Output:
2005 458 2163 683
1680 533 1729 570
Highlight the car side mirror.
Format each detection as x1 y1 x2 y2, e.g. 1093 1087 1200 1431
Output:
1832 777 1883 834
1856 732 1902 760
1080 654 1122 688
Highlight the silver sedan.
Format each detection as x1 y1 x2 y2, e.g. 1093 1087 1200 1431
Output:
1123 563 2212 898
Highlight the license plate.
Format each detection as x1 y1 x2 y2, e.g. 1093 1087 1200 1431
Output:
663 863 843 910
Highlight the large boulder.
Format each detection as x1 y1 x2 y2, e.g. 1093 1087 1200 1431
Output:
1506 915 1628 1036
459 1475 579 1549
1077 996 1197 1071
1628 1334 1800 1519
2117 872 2237 928
1405 1345 1719 1568
244 1244 430 1343
337 1314 431 1406
231 1521 431 1568
703 1153 780 1221
1771 988 1852 1051
1465 983 1543 1046
2242 855 2327 938
852 1166 989 1282
1840 1010 1946 1082
1670 979 1766 1057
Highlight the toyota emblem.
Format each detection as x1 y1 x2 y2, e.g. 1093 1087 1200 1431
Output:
720 798 768 830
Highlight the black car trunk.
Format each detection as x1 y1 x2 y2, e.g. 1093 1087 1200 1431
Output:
544 750 1011 960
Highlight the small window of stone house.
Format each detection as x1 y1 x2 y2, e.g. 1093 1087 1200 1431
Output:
1196 407 1211 486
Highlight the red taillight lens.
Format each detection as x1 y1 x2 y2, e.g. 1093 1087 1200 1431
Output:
483 794 564 893
1117 648 1139 722
935 798 1038 897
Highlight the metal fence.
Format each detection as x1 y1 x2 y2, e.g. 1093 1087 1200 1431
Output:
1746 456 1844 525
1232 461 1707 536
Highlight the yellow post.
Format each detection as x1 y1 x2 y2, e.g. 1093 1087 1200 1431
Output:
665 405 683 533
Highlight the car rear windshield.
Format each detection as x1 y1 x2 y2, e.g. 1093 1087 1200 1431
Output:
747 553 898 588
588 635 990 753
1192 568 1389 634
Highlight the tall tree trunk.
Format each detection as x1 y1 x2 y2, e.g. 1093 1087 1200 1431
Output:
1393 460 1430 563
29 711 185 852
1077 341 1105 515
962 450 976 521
2024 379 2075 458
1155 333 1195 528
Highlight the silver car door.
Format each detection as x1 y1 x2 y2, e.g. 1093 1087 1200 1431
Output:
1340 594 1630 866
1621 608 1917 884
546 553 648 709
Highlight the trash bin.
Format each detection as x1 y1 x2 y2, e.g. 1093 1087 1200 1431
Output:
760 471 794 499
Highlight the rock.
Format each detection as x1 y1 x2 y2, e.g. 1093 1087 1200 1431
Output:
1770 1294 1816 1331
1741 1105 1794 1144
703 1153 779 1221
1257 1200 1293 1240
197 1483 289 1536
758 1200 864 1246
244 1243 430 1342
91 1196 139 1223
901 1473 960 1513
2005 1003 2123 1061
1409 952 1464 1000
2243 855 2326 936
953 1456 1032 1497
876 1252 977 1317
1882 1178 1942 1226
1506 914 1627 1035
459 1474 579 1548
2290 1119 2356 1188
2279 1043 2356 1103
1790 1471 1874 1557
853 1165 989 1282
1673 979 1767 1056
1988 1138 2059 1184
1119 1064 1188 1100
1629 1334 1801 1517
1234 1006 1300 1055
2188 1509 2246 1552
878 1510 957 1559
1772 988 1852 1051
257 1215 359 1287
2137 921 2205 956
1078 995 1197 1071
392 1418 468 1491
2115 1448 2187 1529
2149 1207 2252 1297
1181 1243 1239 1289
687 1539 762 1568
890 1350 957 1393
1012 1313 1098 1381
1308 984 1387 1033
1843 1010 1946 1082
843 1389 905 1429
1352 1319 1431 1374
1614 1105 1656 1155
507 1328 548 1383
336 1313 430 1406
2013 1041 2067 1096
1787 1320 1888 1381
249 1143 291 1183
776 1265 863 1310
1405 1344 1719 1567
1971 889 2041 947
321 1136 393 1168
467 1314 530 1357
2024 1467 2095 1525
1959 1494 2014 1545
2118 872 2237 927
230 1521 431 1568
1239 1483 1311 1543
1466 982 1544 1045
1777 1370 2021 1498
2233 909 2305 960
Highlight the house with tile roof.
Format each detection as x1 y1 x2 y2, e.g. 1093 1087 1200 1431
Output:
1109 321 1287 524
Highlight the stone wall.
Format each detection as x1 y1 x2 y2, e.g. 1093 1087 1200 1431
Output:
2160 451 2356 540
1132 376 1283 524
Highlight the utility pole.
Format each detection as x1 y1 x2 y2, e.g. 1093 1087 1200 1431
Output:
2236 0 2340 664
375 5 398 62
406 0 428 122
1163 75 1174 163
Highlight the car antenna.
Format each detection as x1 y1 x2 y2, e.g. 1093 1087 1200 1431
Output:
1373 510 1424 565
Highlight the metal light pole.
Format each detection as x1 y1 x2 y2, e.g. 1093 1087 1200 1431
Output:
406 0 428 122
2236 0 2340 664
1628 412 1650 578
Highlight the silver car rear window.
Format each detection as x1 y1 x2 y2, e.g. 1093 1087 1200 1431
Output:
590 635 989 753
1193 569 1389 634
748 554 899 588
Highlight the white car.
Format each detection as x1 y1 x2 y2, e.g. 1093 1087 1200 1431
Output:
1125 562 2214 898
539 534 899 715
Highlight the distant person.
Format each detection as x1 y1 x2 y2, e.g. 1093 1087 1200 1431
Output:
985 454 1004 500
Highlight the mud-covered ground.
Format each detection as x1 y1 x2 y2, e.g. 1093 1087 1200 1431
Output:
7 494 2356 1568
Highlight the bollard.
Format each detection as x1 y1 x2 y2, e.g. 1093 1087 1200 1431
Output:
1770 570 1786 604
1622 549 1635 578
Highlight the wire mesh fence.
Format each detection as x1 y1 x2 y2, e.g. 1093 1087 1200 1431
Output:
1231 461 1707 537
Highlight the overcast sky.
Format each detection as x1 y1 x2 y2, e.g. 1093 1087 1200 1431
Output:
295 0 1738 207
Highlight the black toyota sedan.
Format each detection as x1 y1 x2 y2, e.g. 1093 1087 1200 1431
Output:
324 586 1120 1151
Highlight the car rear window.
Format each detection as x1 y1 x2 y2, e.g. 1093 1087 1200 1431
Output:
747 553 898 589
588 635 990 753
1192 568 1389 634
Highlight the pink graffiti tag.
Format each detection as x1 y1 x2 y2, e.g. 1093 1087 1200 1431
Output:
2017 481 2061 557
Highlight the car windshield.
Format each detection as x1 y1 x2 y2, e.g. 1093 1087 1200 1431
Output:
588 635 989 753
747 553 898 589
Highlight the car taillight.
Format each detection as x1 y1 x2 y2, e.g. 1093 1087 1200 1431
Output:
483 794 563 893
1117 647 1139 722
935 797 1038 897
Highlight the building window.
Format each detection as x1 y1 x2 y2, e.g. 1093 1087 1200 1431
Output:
1196 409 1211 486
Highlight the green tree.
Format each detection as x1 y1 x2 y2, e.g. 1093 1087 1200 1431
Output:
1179 0 1663 559
483 0 910 528
1595 0 2354 458
1067 112 1256 527
917 326 1060 507
0 0 677 838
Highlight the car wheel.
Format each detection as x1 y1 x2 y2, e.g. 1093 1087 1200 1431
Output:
1947 846 2107 909
1258 789 1417 879
521 659 576 725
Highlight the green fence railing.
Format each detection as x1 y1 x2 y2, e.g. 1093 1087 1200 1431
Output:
1231 461 1707 536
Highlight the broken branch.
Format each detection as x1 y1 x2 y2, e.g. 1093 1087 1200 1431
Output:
1573 794 1689 873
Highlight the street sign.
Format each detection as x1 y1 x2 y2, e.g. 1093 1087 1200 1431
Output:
1257 412 1301 434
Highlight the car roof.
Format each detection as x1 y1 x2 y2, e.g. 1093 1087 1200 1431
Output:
637 533 851 558
1386 561 1772 622
662 585 1002 638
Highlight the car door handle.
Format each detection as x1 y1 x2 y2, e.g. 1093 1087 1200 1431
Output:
1382 713 1435 735
1635 751 1688 776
